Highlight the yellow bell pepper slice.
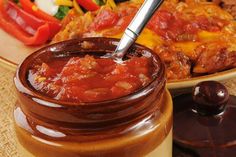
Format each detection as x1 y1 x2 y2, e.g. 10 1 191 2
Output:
55 0 73 7
105 0 116 9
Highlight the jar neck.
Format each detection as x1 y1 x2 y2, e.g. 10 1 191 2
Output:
15 73 165 131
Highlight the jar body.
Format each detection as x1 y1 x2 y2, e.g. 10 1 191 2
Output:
14 90 172 157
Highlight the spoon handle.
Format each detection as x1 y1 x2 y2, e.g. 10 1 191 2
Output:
114 0 164 60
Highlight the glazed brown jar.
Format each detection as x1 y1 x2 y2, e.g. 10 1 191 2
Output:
13 38 173 157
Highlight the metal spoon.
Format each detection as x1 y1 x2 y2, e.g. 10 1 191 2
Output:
112 0 164 62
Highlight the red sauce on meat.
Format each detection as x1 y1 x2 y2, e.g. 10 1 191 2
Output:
89 9 119 31
28 55 153 103
88 7 228 42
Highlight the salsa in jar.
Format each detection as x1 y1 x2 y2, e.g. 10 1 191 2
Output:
14 38 172 157
28 55 153 102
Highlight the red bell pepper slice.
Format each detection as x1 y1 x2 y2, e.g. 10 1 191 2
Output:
0 15 50 45
19 0 60 23
5 1 46 35
0 0 58 45
76 0 100 11
18 0 61 38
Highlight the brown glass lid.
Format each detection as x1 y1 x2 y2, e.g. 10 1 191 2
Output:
173 81 236 157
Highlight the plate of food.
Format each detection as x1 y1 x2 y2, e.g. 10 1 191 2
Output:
1 0 236 94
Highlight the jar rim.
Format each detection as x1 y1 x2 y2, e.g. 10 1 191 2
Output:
14 37 166 108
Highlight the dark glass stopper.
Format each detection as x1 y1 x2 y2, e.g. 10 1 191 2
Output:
192 81 229 116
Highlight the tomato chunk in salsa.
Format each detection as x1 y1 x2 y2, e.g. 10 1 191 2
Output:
28 55 153 103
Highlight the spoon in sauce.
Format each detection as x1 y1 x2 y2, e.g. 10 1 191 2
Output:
112 0 164 62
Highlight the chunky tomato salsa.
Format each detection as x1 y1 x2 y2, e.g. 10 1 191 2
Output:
28 55 153 103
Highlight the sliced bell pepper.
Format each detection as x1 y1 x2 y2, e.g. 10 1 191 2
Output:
11 0 61 39
19 0 60 23
5 1 46 35
55 0 73 7
106 0 117 9
76 0 100 11
0 16 50 45
73 0 84 15
0 0 60 45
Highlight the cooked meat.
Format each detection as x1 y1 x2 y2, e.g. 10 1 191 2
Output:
155 46 192 80
194 42 236 73
212 0 236 18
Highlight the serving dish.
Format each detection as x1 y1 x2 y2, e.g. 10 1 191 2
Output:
167 68 236 94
